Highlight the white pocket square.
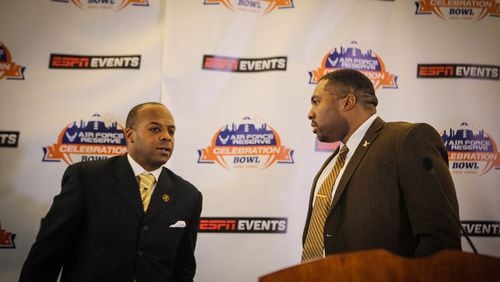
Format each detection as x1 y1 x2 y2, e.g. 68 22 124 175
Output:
169 220 186 228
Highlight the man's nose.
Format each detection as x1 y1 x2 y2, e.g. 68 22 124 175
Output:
307 109 314 120
160 131 173 141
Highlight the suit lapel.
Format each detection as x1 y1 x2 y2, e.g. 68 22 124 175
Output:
329 117 385 211
112 155 144 218
144 168 176 223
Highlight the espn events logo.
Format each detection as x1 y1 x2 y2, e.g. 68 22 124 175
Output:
52 0 149 10
461 221 500 237
0 131 20 148
42 114 127 165
441 122 500 175
0 222 16 248
204 0 294 14
49 54 140 69
0 42 26 80
308 41 398 89
202 55 287 73
417 64 499 80
198 117 294 169
415 0 500 21
199 217 287 233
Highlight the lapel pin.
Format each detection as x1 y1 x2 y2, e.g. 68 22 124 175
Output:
362 140 370 147
162 194 170 203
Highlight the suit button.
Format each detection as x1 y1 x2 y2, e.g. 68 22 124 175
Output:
142 225 148 231
137 250 143 256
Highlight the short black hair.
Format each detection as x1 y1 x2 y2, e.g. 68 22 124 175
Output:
320 69 378 109
125 102 165 128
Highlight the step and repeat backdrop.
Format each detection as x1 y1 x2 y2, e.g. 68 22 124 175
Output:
1 1 499 281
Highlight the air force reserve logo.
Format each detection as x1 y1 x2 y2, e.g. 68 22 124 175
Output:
53 0 149 10
0 42 26 80
415 0 500 21
308 41 398 90
204 0 294 14
442 122 500 175
43 114 127 165
198 117 294 169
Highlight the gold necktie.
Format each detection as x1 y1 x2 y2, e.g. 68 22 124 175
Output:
137 173 156 212
302 146 349 262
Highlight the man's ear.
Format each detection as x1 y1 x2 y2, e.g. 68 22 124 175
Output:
343 94 357 111
125 128 134 143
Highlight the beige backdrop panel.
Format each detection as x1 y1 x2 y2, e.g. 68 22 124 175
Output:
161 1 500 282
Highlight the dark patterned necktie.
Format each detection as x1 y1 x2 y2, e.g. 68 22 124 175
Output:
302 146 349 262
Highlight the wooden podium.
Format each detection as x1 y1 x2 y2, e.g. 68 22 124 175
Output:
258 249 500 282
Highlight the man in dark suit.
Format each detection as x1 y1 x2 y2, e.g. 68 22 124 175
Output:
20 102 202 281
302 69 461 262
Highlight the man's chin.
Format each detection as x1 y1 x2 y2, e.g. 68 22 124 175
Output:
316 134 328 143
317 136 336 143
159 157 170 165
153 157 170 168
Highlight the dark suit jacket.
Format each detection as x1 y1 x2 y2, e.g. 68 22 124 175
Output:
20 155 202 282
303 117 461 258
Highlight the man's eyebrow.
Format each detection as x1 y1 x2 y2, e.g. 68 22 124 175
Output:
145 121 175 128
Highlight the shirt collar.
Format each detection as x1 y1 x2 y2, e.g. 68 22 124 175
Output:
127 154 162 180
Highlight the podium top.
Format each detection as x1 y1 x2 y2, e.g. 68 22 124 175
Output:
259 249 500 282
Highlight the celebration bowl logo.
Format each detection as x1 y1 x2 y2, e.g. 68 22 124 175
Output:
415 0 500 21
43 114 127 165
198 117 294 169
53 0 149 10
442 122 500 175
308 41 398 89
0 222 16 249
0 42 26 80
204 0 294 14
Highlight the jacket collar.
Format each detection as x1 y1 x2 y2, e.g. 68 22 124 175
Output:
112 155 176 221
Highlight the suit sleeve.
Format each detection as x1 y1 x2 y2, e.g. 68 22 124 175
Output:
398 123 461 257
19 164 85 282
172 189 203 282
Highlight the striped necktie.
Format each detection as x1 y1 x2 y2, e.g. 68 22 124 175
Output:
137 173 156 212
302 145 349 262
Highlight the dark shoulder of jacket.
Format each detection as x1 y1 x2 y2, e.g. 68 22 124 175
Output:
382 121 430 134
67 155 123 175
383 122 442 144
385 121 440 130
